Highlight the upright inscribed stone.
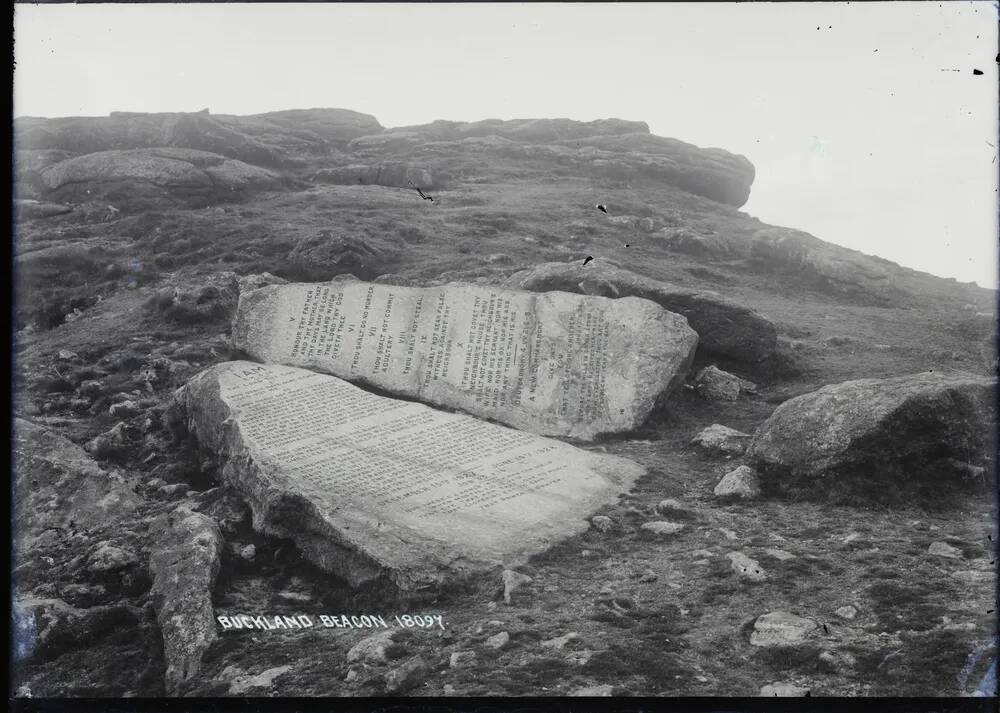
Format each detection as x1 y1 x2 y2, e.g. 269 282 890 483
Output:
172 361 645 592
232 281 697 439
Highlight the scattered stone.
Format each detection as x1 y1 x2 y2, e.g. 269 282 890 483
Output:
148 506 223 695
276 591 312 604
570 683 614 696
834 605 857 620
638 568 658 583
57 349 79 361
566 650 595 666
225 665 292 695
501 569 533 605
449 651 476 668
641 521 685 536
694 365 743 401
171 361 644 592
346 630 398 664
727 552 767 582
747 372 993 498
485 631 510 650
764 548 796 561
691 424 752 456
928 541 963 559
719 528 739 541
158 483 188 498
750 611 817 647
108 400 141 418
383 655 428 694
655 498 694 518
590 515 614 532
760 683 810 696
231 280 698 439
85 422 130 459
714 465 761 500
541 632 580 650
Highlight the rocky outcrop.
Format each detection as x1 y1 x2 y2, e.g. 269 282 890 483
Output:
380 117 649 144
13 418 141 554
148 506 223 695
747 372 995 500
503 260 777 364
15 108 382 167
14 198 73 220
37 148 283 210
312 163 434 189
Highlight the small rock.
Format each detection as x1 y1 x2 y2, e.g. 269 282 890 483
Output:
834 605 858 620
345 669 360 683
694 365 742 401
760 682 810 696
638 568 658 583
146 477 167 489
228 665 292 695
714 465 761 500
928 541 963 559
641 521 685 536
449 651 476 668
566 649 595 666
238 544 256 562
656 498 693 517
590 515 614 532
691 424 751 456
384 655 428 694
276 590 312 604
541 632 579 650
751 611 817 647
86 423 129 459
88 543 138 573
485 631 510 650
109 400 140 418
719 528 738 541
57 350 79 361
442 684 456 695
346 630 397 664
158 483 188 498
727 552 767 582
764 548 796 561
501 569 533 605
598 583 614 595
570 684 614 696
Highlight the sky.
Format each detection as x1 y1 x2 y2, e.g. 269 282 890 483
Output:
13 2 999 288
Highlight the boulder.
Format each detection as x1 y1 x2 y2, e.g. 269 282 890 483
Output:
231 280 698 439
170 361 645 593
148 506 223 695
503 260 776 364
36 148 282 210
13 418 140 555
746 372 994 499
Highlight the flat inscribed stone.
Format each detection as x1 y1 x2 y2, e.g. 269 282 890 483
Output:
231 281 697 440
172 361 645 592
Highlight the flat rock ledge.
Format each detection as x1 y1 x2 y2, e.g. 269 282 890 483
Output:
170 361 645 594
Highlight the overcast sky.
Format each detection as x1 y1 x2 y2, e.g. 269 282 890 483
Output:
13 2 998 288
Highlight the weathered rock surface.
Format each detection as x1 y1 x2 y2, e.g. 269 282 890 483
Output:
503 260 775 363
760 682 810 696
727 552 767 582
232 280 698 439
714 465 761 500
148 506 223 695
13 418 140 554
285 233 391 282
171 361 645 592
14 198 74 220
750 611 817 647
691 424 752 456
13 597 143 663
37 148 283 210
695 365 756 401
746 372 994 496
